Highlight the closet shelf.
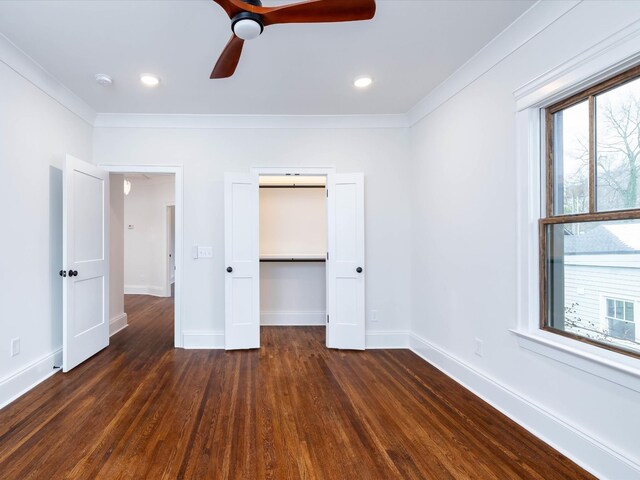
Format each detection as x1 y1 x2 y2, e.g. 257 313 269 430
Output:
260 254 326 262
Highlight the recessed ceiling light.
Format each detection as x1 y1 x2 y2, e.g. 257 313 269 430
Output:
140 74 160 87
95 73 112 86
354 76 373 88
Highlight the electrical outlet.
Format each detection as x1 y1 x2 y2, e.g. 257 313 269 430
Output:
474 338 483 357
11 338 20 357
370 309 379 324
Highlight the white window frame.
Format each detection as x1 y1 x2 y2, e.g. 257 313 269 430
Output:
511 23 640 392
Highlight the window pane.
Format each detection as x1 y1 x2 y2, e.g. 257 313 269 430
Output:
625 301 634 321
606 298 614 316
608 318 636 341
615 300 624 318
596 77 640 211
553 101 590 215
545 219 640 354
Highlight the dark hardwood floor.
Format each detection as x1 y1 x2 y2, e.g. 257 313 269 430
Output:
0 295 594 479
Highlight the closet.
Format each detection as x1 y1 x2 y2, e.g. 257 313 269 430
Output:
224 171 365 351
259 176 327 327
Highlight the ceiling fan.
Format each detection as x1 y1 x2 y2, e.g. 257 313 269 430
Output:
210 0 376 79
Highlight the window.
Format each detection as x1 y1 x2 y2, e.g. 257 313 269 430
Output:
542 65 640 358
605 297 636 341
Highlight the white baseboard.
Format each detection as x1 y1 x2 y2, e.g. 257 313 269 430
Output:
260 311 325 326
109 312 128 336
182 327 410 350
409 333 640 480
366 330 410 349
183 330 225 349
124 285 168 297
0 349 62 410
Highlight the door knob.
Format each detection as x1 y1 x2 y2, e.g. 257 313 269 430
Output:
227 267 233 273
69 270 78 277
59 270 67 277
356 267 363 273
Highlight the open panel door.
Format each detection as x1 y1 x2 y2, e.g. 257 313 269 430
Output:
224 173 260 349
326 173 365 350
63 155 109 372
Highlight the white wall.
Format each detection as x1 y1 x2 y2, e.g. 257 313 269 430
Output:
0 60 92 404
260 263 326 326
93 127 412 341
260 187 326 256
259 187 327 326
124 175 175 296
409 1 640 477
109 174 126 332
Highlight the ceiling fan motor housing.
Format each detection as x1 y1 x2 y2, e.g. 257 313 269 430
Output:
232 11 264 40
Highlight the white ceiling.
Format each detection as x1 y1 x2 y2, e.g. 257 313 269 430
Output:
0 0 534 115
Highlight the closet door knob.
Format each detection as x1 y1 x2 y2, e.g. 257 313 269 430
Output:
227 267 233 273
356 267 363 273
69 270 78 277
59 270 67 277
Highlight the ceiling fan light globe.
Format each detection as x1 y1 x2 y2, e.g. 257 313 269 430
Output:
233 18 263 40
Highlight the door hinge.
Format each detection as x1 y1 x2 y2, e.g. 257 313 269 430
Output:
327 314 329 323
326 189 328 197
326 251 329 260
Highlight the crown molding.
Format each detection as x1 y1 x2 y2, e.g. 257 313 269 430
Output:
406 0 581 127
93 113 409 129
514 17 640 111
0 32 96 126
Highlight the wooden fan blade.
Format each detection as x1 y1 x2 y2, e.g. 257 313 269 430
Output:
211 0 246 18
261 0 376 27
210 35 245 79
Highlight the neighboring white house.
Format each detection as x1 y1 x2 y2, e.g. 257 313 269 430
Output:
564 223 640 351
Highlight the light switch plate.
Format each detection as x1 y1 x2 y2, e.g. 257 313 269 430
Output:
197 246 213 258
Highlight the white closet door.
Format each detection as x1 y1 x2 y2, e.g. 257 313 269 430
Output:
326 173 365 350
224 173 260 350
63 155 109 371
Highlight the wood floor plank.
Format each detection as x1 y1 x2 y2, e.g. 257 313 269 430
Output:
0 295 595 480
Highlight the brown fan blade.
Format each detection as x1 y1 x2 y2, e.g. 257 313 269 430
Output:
261 0 376 27
211 0 246 19
210 34 245 79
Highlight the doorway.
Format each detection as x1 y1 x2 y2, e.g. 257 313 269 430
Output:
259 175 327 341
104 165 183 348
224 168 365 351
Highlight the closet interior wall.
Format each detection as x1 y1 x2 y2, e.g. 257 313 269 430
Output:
259 177 327 326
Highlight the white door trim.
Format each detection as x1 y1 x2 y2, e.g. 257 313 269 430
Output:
100 165 184 348
250 166 335 175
